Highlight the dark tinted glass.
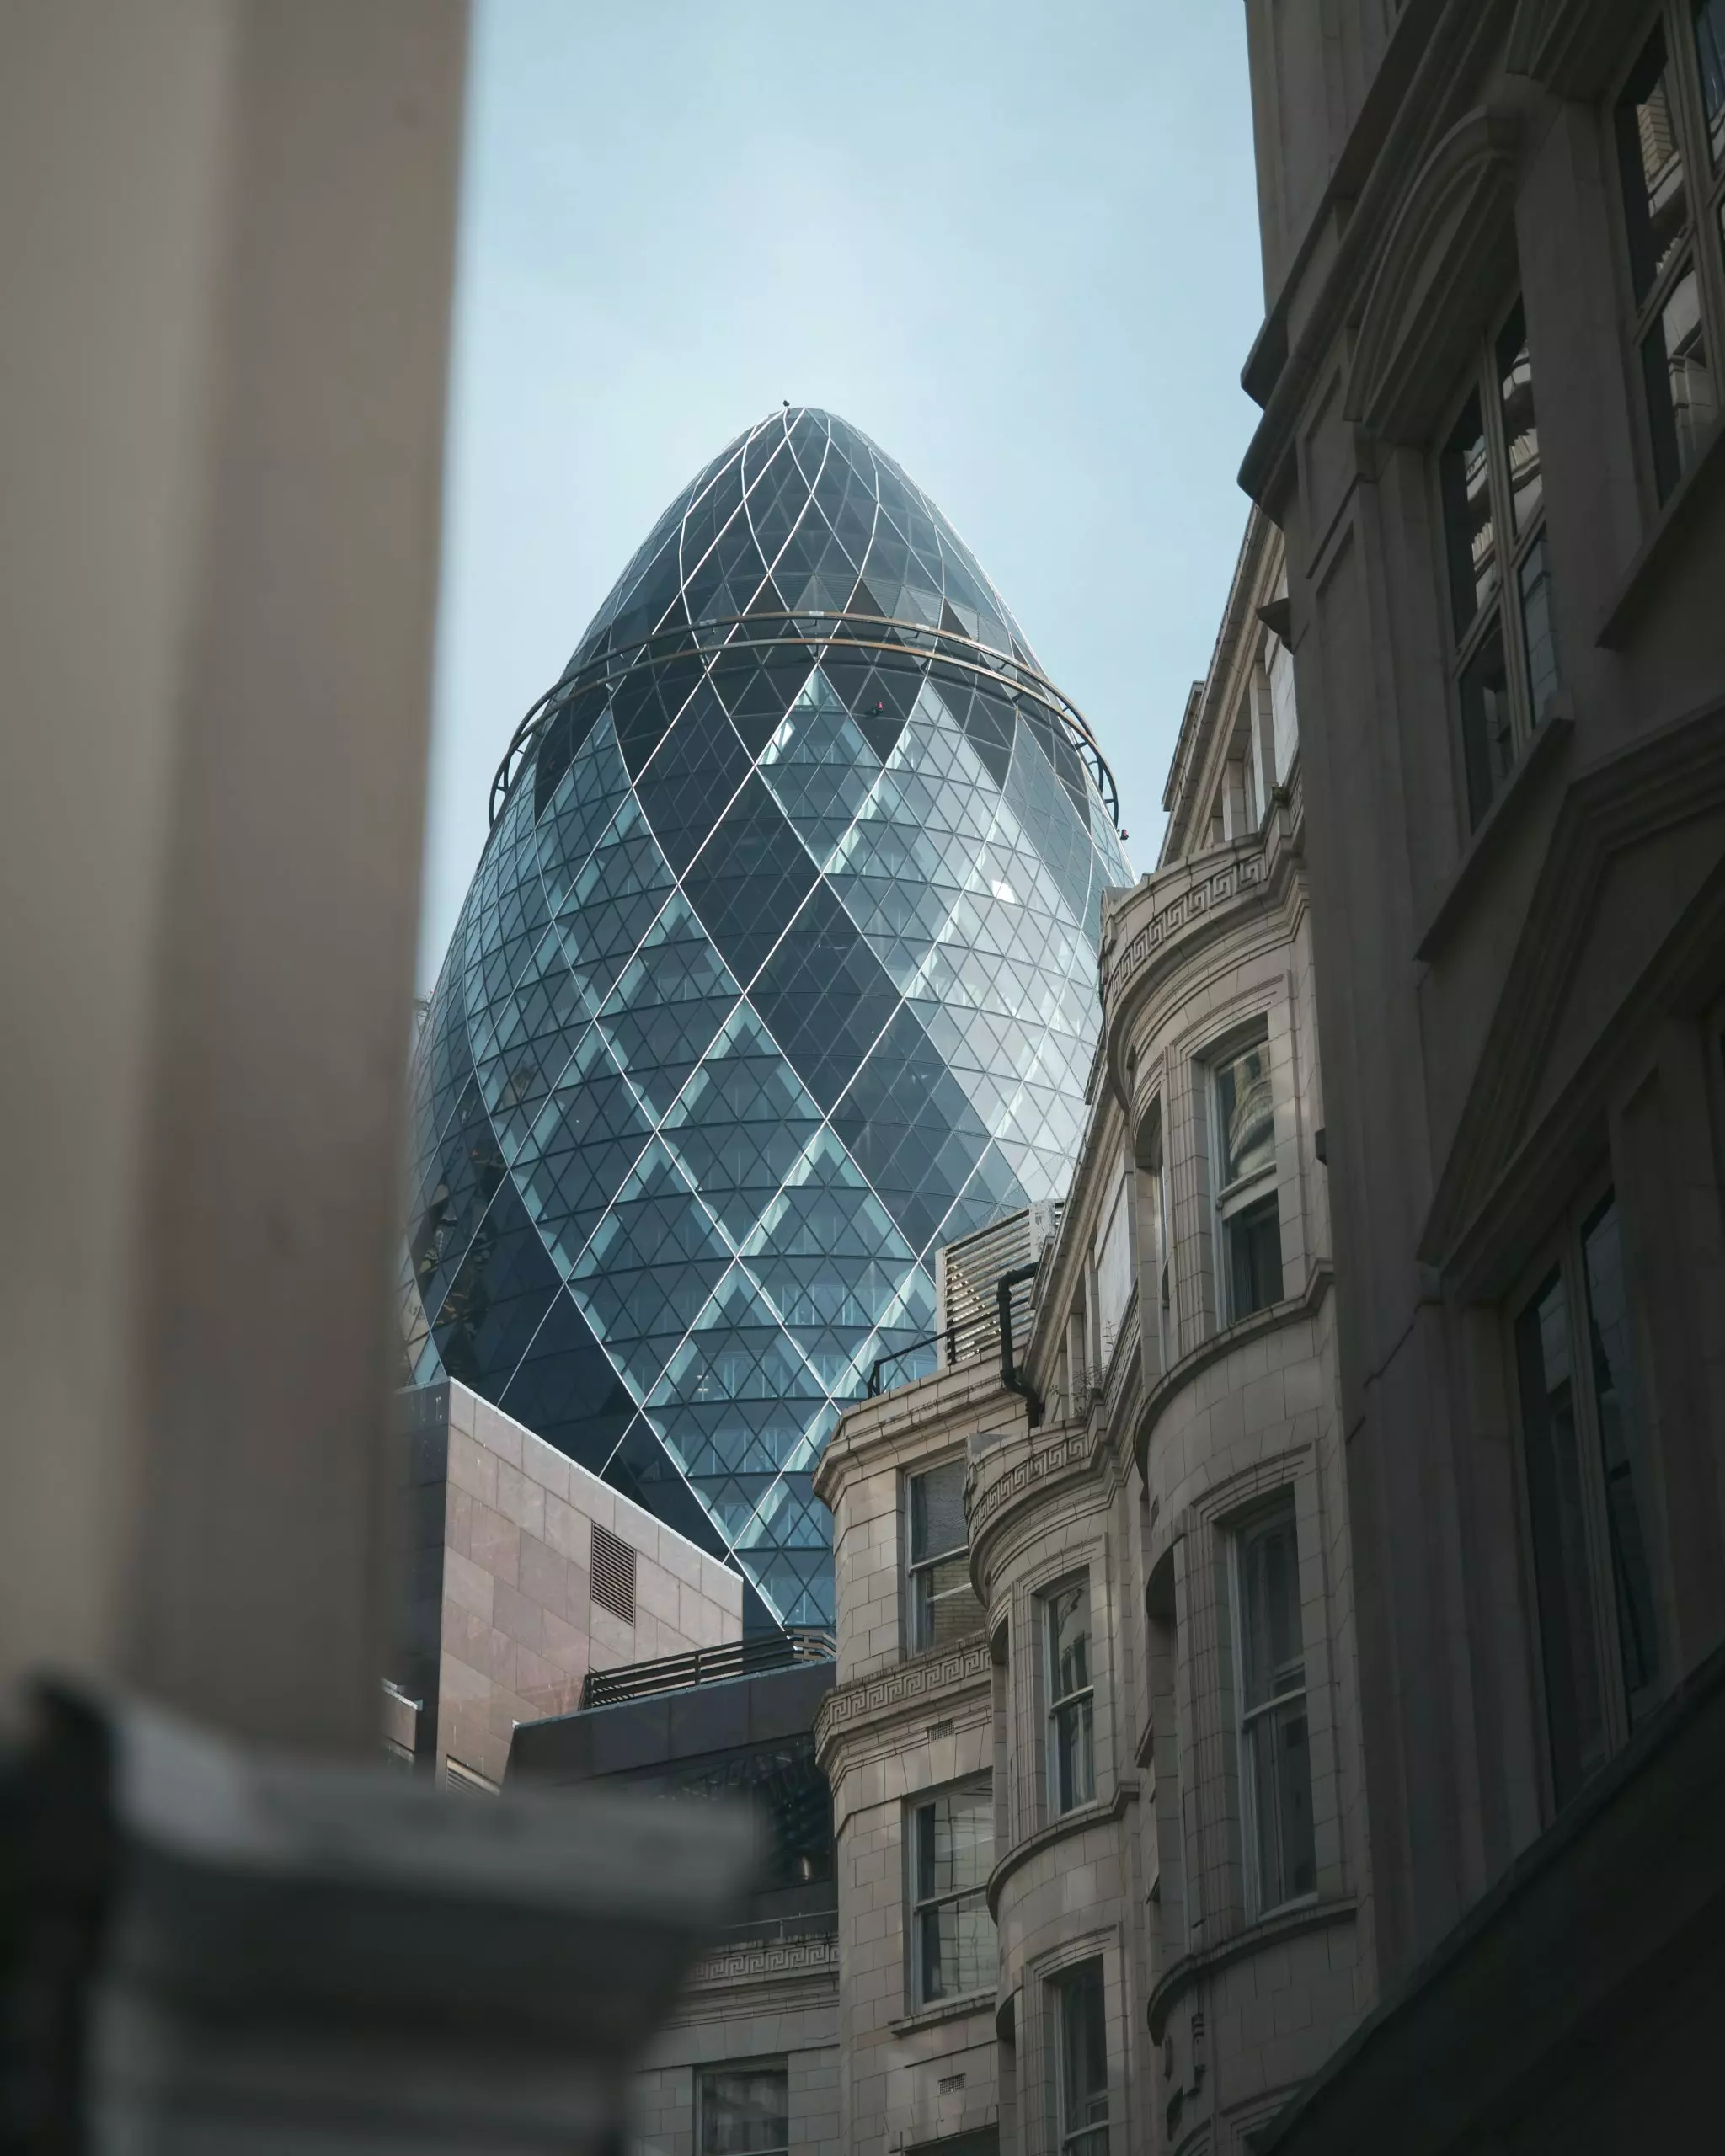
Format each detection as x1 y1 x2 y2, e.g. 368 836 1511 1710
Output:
1581 1197 1661 1723
404 411 1129 1627
1495 300 1541 535
1516 1270 1607 1807
1642 264 1715 499
1439 389 1497 639
1458 617 1513 828
1616 28 1689 302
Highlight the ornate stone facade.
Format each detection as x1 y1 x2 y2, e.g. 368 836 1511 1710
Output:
816 506 1366 2155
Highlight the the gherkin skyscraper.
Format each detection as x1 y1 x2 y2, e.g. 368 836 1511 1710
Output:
403 408 1127 1628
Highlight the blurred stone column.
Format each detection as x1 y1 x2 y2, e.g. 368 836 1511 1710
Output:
0 0 467 1750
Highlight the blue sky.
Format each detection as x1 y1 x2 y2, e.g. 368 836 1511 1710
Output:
419 0 1266 990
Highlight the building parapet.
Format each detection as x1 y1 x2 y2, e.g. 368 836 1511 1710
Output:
814 1636 993 1768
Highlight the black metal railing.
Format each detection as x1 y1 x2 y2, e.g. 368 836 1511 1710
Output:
580 1627 835 1710
864 1305 1006 1397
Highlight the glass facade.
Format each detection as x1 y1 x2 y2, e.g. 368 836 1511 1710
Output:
403 408 1126 1627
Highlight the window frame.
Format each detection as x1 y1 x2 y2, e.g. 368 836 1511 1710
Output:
697 2056 790 2156
1609 3 1725 507
1044 1572 1097 1817
907 1776 997 2010
1508 1173 1665 1817
1229 1494 1318 1921
1049 1956 1110 2156
905 1450 983 1656
1206 1027 1284 1327
1433 291 1557 834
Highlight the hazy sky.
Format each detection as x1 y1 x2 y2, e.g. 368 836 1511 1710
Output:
419 0 1266 990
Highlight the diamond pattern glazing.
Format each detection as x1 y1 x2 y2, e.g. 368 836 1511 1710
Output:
404 409 1128 1627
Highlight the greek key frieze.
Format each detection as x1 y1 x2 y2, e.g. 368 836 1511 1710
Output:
815 1640 992 1748
1104 851 1265 1006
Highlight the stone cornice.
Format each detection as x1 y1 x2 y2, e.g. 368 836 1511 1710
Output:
1099 794 1305 1111
966 1417 1124 1591
684 1929 840 1994
814 1359 1018 1510
813 1639 992 1770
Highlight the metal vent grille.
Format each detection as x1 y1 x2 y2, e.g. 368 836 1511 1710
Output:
591 1523 637 1625
445 1757 498 1796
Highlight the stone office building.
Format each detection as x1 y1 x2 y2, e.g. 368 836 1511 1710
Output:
813 501 1365 2156
1232 1 1725 2148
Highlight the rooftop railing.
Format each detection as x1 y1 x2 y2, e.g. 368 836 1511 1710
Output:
579 1628 836 1710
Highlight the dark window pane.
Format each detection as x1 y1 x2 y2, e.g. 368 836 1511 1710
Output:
701 2064 788 2156
1692 0 1725 167
1496 300 1542 536
1642 263 1716 499
1616 28 1689 303
1227 1192 1284 1321
1439 388 1498 640
1518 534 1560 724
1238 1508 1303 1710
1516 1270 1608 1807
1581 1196 1661 1724
1055 1959 1108 2152
1458 617 1514 828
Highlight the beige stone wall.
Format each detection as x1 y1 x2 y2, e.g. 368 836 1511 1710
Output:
817 1368 1026 2153
414 1381 741 1787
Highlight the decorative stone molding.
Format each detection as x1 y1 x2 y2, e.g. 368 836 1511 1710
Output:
968 1426 1097 1541
1344 107 1520 445
814 1639 992 1761
685 1930 840 1992
1103 847 1266 1014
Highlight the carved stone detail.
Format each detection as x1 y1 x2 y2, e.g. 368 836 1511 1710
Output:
1104 852 1265 1010
686 1932 841 1989
814 1640 992 1753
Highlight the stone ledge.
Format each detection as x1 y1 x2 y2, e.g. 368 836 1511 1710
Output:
814 1639 993 1764
686 1930 841 1991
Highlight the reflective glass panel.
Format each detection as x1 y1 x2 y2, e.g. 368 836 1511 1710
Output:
403 410 1130 1628
1642 263 1716 499
913 1785 996 2004
1055 1960 1108 2156
1616 28 1689 302
1215 1041 1275 1188
1458 617 1514 829
1496 300 1541 536
1515 1269 1608 1807
1696 0 1725 165
1581 1196 1661 1725
1439 388 1497 640
701 2065 788 2156
1518 534 1559 725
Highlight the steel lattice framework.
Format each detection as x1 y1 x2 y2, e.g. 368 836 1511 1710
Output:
403 408 1128 1628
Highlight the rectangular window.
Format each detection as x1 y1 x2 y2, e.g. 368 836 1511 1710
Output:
1051 1959 1108 2156
1045 1577 1096 1814
1514 1190 1661 1810
1436 294 1558 829
908 1456 985 1652
1267 632 1299 788
911 1782 997 2005
1235 1501 1316 1913
1614 9 1725 503
1094 1166 1134 1366
1211 1036 1283 1324
700 2062 788 2156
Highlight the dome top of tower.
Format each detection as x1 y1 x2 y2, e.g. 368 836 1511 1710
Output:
568 407 1042 684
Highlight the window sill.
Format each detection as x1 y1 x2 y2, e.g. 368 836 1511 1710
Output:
984 1782 1136 1918
889 1991 997 2038
1596 410 1725 652
1413 706 1573 963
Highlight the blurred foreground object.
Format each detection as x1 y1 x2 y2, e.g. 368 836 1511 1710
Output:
0 6 752 2147
0 1684 754 2151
